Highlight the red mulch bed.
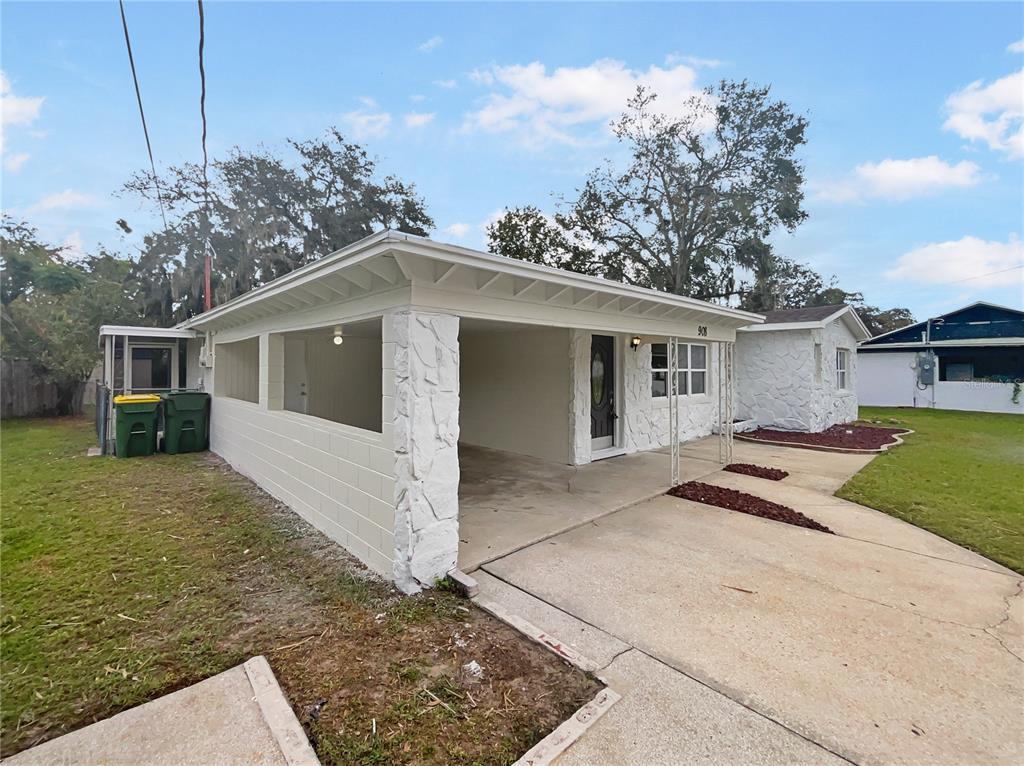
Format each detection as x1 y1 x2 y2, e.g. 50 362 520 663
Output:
724 463 789 481
667 481 834 534
739 423 907 451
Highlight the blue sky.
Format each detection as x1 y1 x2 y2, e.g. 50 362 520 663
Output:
2 1 1022 320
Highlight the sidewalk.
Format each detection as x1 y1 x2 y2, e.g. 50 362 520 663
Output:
4 657 318 766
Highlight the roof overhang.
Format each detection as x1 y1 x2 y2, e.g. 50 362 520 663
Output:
739 305 870 341
179 231 764 337
100 325 197 340
858 338 1024 350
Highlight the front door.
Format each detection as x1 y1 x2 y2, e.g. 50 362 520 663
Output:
590 335 615 450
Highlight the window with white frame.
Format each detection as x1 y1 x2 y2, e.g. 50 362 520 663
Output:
836 348 849 390
652 343 707 398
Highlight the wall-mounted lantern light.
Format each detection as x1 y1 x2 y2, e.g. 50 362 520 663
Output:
630 336 642 352
333 326 344 346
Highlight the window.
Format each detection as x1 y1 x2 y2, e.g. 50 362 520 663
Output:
814 343 822 383
836 348 849 390
215 337 260 403
652 343 707 397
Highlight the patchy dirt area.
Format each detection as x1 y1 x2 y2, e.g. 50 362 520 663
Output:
738 423 909 451
668 481 834 534
1 419 599 764
723 463 789 481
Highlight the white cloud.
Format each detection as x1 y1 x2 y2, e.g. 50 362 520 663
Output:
409 94 426 103
817 156 982 202
434 79 457 89
3 152 29 172
0 71 44 126
1008 39 1024 54
27 189 100 214
418 36 443 53
404 112 435 128
463 58 707 145
886 235 1024 287
443 222 471 238
943 69 1023 159
341 100 392 139
665 52 724 68
61 230 86 260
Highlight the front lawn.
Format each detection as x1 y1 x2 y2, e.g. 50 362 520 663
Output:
838 407 1024 574
0 418 598 762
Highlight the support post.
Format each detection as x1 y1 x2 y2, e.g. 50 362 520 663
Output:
391 310 461 594
669 337 680 486
717 341 734 464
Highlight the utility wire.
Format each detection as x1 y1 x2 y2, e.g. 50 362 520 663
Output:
197 0 213 311
197 0 210 198
118 0 168 229
943 264 1023 285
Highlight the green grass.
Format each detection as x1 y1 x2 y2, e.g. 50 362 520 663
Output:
1 418 597 761
838 407 1024 573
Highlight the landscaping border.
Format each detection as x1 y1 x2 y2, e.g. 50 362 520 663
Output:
735 428 914 454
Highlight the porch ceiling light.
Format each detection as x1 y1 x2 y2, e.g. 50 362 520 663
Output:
333 326 344 346
631 336 642 351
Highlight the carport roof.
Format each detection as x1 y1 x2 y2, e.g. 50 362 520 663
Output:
179 230 764 334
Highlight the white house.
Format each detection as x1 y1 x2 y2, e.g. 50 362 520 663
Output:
101 232 762 593
858 302 1024 415
734 304 870 431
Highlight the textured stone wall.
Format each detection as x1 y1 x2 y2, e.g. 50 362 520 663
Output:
735 321 859 432
621 340 719 452
568 329 591 465
390 311 461 594
810 321 859 429
735 329 816 430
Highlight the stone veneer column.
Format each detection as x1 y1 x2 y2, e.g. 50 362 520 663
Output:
390 310 461 594
569 329 591 465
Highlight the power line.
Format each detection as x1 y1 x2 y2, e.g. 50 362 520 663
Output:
945 264 1024 285
118 0 168 229
197 0 213 312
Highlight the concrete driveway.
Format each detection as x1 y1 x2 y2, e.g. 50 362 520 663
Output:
474 442 1023 765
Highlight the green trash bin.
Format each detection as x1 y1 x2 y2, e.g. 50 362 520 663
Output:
113 394 161 458
160 391 210 454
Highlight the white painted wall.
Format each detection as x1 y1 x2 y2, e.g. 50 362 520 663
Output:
735 321 859 431
858 351 1024 414
809 320 859 430
934 381 1024 414
208 323 397 579
211 397 396 577
214 337 259 403
622 340 719 452
301 335 383 432
459 327 571 464
857 352 918 407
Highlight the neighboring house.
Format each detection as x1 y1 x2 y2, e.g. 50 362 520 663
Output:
734 304 870 431
98 231 762 593
857 302 1024 415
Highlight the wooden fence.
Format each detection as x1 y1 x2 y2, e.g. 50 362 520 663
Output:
1 358 75 418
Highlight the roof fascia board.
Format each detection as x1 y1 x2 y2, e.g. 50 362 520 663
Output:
390 237 763 325
99 325 196 339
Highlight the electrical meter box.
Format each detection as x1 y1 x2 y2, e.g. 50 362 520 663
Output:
916 352 936 386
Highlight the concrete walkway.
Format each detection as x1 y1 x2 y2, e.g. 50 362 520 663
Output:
472 438 1024 765
5 657 319 766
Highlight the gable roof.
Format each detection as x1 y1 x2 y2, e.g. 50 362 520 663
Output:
740 303 871 341
179 230 763 335
861 301 1024 347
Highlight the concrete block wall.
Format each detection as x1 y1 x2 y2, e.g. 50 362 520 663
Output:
209 327 397 578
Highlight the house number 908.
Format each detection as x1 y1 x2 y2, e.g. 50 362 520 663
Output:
697 325 708 337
